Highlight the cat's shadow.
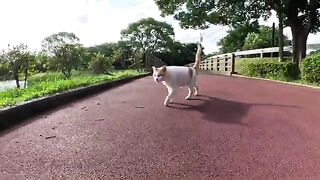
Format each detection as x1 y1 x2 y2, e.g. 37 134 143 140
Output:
167 95 300 125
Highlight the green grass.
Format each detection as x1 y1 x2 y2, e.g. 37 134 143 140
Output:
235 57 320 87
0 70 146 108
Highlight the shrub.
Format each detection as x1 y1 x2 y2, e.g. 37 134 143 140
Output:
245 61 299 80
301 54 320 83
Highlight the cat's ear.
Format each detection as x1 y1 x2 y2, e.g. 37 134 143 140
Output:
160 65 166 72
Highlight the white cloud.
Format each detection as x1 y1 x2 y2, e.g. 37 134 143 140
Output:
0 0 319 54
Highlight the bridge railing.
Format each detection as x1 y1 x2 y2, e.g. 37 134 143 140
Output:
187 53 236 75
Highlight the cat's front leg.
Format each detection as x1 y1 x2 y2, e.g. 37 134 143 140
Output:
185 86 193 100
194 85 199 96
164 87 176 106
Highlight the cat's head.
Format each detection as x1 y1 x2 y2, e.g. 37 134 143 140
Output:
152 65 167 83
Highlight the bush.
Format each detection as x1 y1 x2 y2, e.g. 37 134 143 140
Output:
301 54 320 83
89 56 107 74
244 60 299 80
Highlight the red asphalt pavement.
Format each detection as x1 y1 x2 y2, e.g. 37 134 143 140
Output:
1 74 320 179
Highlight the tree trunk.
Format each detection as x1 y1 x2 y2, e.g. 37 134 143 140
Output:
24 68 28 88
14 70 20 89
278 11 284 62
291 26 308 66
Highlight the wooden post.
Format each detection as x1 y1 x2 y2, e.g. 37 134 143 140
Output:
217 57 220 72
231 53 235 74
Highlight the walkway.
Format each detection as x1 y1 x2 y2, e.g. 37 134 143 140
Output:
1 74 320 179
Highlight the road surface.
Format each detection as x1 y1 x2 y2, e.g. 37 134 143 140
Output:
1 74 320 179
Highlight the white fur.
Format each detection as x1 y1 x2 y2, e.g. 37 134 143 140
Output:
154 66 198 106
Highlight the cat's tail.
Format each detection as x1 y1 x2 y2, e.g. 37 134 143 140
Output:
192 43 202 73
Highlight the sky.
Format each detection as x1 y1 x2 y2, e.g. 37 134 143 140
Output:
0 0 319 54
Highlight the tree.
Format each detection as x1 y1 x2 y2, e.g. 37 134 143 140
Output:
154 0 320 66
51 44 82 78
42 32 80 55
155 0 270 29
265 0 320 64
155 41 200 66
87 42 117 57
217 22 260 53
120 17 175 53
0 51 10 80
88 53 113 74
41 32 82 78
34 52 52 73
5 44 33 88
242 25 291 50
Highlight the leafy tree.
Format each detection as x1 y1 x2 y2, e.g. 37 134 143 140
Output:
243 25 291 50
154 0 320 66
41 32 80 55
217 22 260 53
155 0 270 29
87 42 117 58
155 41 200 66
265 0 320 64
41 32 83 78
113 41 133 69
5 44 33 88
120 17 175 53
0 51 11 80
34 52 52 73
88 53 112 74
51 44 82 78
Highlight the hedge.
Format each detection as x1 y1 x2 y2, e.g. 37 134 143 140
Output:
236 58 299 80
301 54 320 83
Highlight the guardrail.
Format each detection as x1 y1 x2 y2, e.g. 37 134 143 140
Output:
187 53 235 75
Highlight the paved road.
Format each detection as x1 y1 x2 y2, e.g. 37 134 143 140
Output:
1 74 320 179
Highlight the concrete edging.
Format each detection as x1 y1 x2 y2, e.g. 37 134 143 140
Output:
0 73 150 130
232 74 320 90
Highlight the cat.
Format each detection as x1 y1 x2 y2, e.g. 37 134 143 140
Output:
152 43 202 106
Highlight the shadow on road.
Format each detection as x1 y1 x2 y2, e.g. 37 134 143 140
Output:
168 95 300 125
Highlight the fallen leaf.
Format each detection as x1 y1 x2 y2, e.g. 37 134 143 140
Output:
135 106 145 108
45 136 56 140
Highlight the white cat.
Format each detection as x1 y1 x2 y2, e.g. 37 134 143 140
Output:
152 44 202 106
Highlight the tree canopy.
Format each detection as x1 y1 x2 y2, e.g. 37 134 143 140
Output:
41 32 80 55
243 25 291 50
217 22 260 53
154 0 320 65
120 17 175 53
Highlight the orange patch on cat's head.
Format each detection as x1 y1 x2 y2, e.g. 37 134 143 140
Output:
152 65 167 83
152 65 167 76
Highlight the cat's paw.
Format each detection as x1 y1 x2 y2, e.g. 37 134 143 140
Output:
164 100 169 106
185 96 191 100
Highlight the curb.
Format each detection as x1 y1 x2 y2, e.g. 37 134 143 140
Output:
232 74 320 90
0 73 150 131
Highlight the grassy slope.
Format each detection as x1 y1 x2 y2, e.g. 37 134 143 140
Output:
0 70 145 108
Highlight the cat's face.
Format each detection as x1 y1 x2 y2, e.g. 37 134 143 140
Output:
152 65 166 83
